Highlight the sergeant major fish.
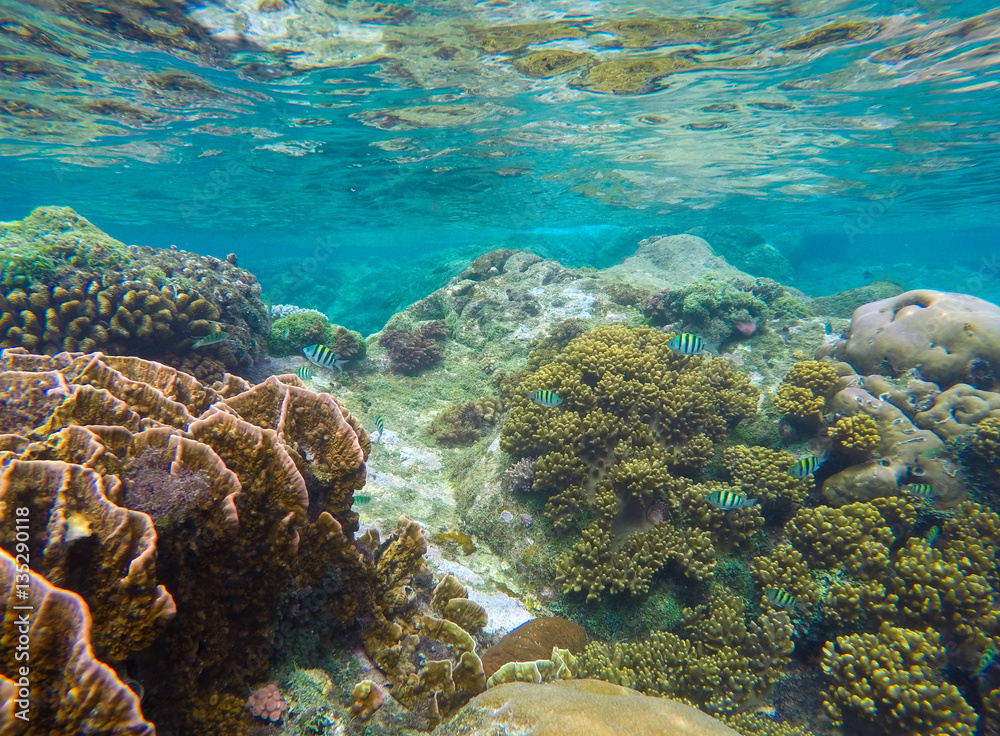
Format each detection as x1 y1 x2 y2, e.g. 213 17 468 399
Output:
705 489 758 510
528 389 562 407
303 344 350 373
788 452 826 479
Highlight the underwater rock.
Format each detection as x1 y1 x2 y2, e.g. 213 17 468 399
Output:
833 289 1000 389
605 234 749 289
0 206 269 372
439 679 742 736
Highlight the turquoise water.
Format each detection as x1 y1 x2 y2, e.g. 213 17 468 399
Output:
6 2 1000 735
4 0 1000 331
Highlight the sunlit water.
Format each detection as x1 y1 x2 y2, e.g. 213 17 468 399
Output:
2 0 1000 331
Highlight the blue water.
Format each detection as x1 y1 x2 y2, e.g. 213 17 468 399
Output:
4 0 1000 331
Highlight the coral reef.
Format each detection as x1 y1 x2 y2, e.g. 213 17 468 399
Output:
835 289 1000 389
773 360 840 422
438 679 743 736
0 207 268 371
359 520 488 729
379 320 449 374
820 624 978 735
428 397 502 446
268 310 365 360
501 324 759 601
829 413 881 456
0 547 154 735
642 276 791 344
575 589 795 713
480 616 588 678
0 349 369 734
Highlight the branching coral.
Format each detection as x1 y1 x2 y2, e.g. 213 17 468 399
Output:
821 624 978 736
379 320 449 374
774 360 840 421
575 589 794 714
501 324 758 601
829 414 881 456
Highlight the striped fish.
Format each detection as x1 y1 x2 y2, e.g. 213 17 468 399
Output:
905 483 939 500
302 344 350 373
973 643 997 679
788 453 826 479
374 414 384 438
667 333 705 355
353 495 372 505
765 588 798 611
191 330 228 348
295 365 313 381
528 389 562 407
705 489 757 510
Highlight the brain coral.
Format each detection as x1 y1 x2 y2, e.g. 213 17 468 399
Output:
0 206 268 372
836 289 1000 389
0 347 370 734
501 324 758 601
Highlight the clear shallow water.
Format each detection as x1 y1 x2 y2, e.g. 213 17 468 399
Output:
2 0 1000 331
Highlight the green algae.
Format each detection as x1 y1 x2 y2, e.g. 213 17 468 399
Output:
511 49 594 78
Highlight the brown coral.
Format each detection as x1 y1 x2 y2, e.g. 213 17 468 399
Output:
0 548 154 735
774 360 840 421
0 348 370 734
0 206 268 371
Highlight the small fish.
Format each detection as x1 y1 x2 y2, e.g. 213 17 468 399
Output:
528 389 562 407
295 365 313 381
354 495 371 504
374 414 384 437
926 526 940 545
788 453 826 479
905 483 939 500
764 588 799 611
920 446 945 458
899 437 926 445
891 418 904 426
667 333 706 355
973 643 997 679
191 331 228 348
705 489 758 510
282 328 290 340
303 344 351 373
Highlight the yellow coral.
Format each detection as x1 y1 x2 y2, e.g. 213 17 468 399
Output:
829 413 881 454
575 589 793 714
774 360 839 420
821 623 978 735
501 324 757 601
